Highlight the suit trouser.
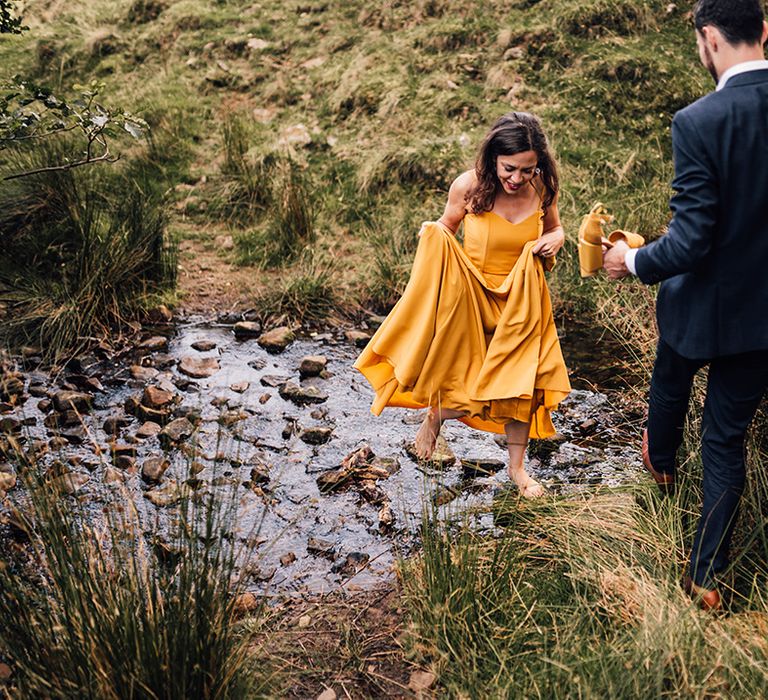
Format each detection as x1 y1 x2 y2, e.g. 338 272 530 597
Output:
647 340 768 588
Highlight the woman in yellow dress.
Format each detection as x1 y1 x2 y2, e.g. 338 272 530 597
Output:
354 112 571 498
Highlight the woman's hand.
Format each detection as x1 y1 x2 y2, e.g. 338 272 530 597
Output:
532 227 565 258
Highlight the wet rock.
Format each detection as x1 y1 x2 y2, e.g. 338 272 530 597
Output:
331 551 370 577
115 455 137 470
52 390 92 413
260 374 289 388
144 480 183 507
108 443 137 459
233 321 262 339
138 335 169 352
48 436 69 451
307 536 336 559
433 484 461 506
173 406 202 425
103 466 125 484
359 481 386 505
28 383 48 398
299 355 327 378
279 382 328 405
257 326 295 353
103 415 132 436
300 426 333 445
142 456 170 483
248 358 267 370
281 422 294 440
37 398 52 413
189 461 205 476
136 421 162 439
259 393 272 404
124 394 142 415
142 385 175 410
280 552 297 567
378 503 394 530
191 339 217 351
579 418 599 435
179 356 220 378
345 330 371 348
58 426 87 444
52 472 89 495
219 410 247 427
460 457 506 478
159 417 195 447
136 404 170 425
251 566 276 582
356 457 400 480
0 417 21 433
130 365 159 381
44 410 81 429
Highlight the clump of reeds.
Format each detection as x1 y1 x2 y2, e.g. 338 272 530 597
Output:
0 139 176 360
0 461 262 697
234 157 315 268
255 250 337 325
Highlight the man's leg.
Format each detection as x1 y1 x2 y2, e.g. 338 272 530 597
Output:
689 350 768 588
647 339 703 473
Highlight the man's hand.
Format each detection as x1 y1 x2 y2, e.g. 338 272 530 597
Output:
603 240 630 279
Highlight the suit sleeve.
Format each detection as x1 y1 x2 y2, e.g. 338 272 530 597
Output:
634 110 718 284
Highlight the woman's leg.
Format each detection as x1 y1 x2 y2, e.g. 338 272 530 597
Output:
504 419 545 498
414 406 465 459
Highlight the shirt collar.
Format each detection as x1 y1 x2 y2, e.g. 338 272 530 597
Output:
716 59 768 90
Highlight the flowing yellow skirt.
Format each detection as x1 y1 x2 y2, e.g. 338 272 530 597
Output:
354 223 571 437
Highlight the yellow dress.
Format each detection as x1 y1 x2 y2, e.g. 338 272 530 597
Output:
353 208 571 438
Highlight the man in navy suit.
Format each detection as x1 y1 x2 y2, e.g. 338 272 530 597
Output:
604 0 768 611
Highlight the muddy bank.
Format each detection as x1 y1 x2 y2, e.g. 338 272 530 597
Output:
0 320 643 595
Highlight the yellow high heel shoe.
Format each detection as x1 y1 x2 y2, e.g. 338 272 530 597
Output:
578 203 613 278
607 229 645 248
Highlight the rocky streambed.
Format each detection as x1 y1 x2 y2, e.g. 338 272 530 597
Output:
0 318 643 595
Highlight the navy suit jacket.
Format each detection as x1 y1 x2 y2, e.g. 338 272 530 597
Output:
635 69 768 359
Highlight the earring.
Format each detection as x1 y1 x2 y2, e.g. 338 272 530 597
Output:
535 167 541 174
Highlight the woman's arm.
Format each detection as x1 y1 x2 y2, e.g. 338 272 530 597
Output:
436 170 475 234
532 191 565 258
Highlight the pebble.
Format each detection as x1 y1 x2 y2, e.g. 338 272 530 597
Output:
233 321 262 339
142 386 175 410
130 365 159 381
230 382 249 393
52 390 92 413
144 480 183 507
280 552 297 566
300 426 333 445
136 421 162 439
138 336 169 352
344 330 371 348
159 417 195 447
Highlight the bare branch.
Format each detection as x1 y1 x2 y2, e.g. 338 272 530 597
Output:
2 147 119 181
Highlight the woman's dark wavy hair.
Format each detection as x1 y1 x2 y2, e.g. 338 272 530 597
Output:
466 111 559 215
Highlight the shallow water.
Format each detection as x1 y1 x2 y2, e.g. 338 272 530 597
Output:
1 323 643 595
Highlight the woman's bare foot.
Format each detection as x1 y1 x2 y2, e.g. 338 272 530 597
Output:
414 409 441 460
508 466 546 498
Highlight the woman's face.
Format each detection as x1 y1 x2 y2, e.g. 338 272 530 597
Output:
496 150 538 195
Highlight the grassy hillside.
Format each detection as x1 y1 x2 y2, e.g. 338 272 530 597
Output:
0 0 709 325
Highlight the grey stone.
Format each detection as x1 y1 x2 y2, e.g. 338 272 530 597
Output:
260 374 289 388
331 551 370 576
279 382 328 405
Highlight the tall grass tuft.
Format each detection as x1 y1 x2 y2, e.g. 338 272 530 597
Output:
403 453 768 697
234 158 315 268
255 250 338 325
0 140 176 359
0 466 262 698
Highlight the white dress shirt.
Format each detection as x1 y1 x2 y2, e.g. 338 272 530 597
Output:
624 59 768 276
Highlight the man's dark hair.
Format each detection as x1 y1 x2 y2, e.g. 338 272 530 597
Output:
694 0 765 45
